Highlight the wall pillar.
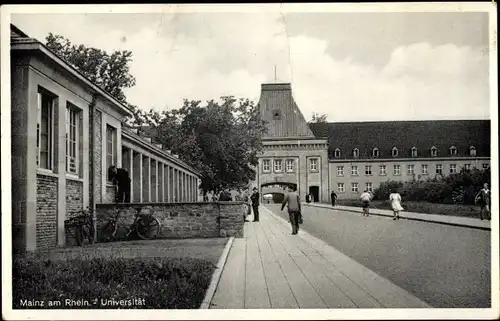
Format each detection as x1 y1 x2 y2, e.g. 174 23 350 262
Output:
158 162 164 202
56 96 67 247
142 155 150 202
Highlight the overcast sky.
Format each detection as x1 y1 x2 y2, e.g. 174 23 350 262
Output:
10 5 493 122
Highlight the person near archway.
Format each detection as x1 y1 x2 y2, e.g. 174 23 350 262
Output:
330 190 337 207
109 166 131 203
281 185 302 235
250 187 260 222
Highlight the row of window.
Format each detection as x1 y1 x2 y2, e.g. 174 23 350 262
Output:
336 163 489 177
37 86 120 177
262 158 319 173
336 182 373 193
334 146 478 158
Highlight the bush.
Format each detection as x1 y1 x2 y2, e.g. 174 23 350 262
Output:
13 255 215 309
372 168 490 205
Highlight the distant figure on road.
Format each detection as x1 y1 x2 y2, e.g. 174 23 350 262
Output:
360 189 372 216
305 193 312 203
330 190 337 207
250 187 260 222
475 183 491 220
281 185 302 235
389 189 403 220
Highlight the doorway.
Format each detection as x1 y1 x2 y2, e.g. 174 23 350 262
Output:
309 186 319 202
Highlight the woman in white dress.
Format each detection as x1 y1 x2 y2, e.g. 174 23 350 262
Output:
389 189 403 220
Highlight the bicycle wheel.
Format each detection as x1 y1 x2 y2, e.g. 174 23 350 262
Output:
75 226 84 246
136 215 160 240
101 221 117 242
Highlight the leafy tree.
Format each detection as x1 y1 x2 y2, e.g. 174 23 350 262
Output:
142 97 267 194
310 112 328 124
45 33 136 103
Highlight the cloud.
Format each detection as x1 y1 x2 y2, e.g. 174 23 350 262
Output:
11 13 490 121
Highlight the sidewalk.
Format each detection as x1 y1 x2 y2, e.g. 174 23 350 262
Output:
209 207 431 309
306 203 491 231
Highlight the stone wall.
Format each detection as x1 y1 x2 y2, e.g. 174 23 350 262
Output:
95 202 245 240
36 174 58 250
66 179 83 218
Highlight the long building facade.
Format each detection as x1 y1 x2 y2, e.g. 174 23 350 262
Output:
10 24 202 252
251 83 491 202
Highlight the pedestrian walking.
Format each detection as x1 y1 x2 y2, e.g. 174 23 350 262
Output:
219 189 232 202
475 183 491 220
330 190 337 207
389 189 403 220
360 189 372 216
305 193 312 204
281 185 302 235
250 187 260 222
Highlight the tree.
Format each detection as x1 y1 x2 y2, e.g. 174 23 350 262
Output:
142 97 267 194
45 33 136 103
309 112 328 124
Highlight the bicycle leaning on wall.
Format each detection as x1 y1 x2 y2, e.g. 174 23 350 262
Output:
100 207 161 242
65 207 95 246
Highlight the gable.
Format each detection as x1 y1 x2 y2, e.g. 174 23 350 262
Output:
258 83 315 138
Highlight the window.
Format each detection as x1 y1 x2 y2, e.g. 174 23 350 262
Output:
337 166 344 176
337 183 345 193
372 148 379 158
411 147 418 157
66 104 81 175
407 164 415 176
309 158 318 172
106 125 117 180
483 163 489 169
393 165 401 175
334 148 341 158
273 159 283 172
449 164 457 174
366 182 373 192
392 147 399 157
351 182 359 193
449 146 457 156
380 165 387 176
285 159 294 172
431 146 437 157
353 148 359 158
365 165 372 175
422 164 429 175
37 88 55 170
351 165 359 176
436 164 443 175
464 164 471 171
262 159 271 173
470 146 477 156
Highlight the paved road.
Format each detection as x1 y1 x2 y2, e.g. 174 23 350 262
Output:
266 204 491 308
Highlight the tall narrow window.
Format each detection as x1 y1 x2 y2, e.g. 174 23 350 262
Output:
372 148 379 158
392 147 399 157
393 164 401 176
431 146 438 157
411 147 418 157
469 146 477 156
262 159 271 173
106 125 117 181
334 148 341 158
365 182 373 192
286 159 294 172
273 159 283 173
436 164 443 175
337 166 344 176
66 104 81 175
351 165 359 176
353 148 359 158
37 88 55 170
380 165 387 176
449 146 457 156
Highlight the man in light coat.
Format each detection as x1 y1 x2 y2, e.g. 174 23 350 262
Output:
281 185 302 235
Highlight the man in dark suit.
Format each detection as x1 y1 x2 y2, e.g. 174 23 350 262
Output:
330 190 337 207
218 189 232 201
109 166 131 203
250 187 260 222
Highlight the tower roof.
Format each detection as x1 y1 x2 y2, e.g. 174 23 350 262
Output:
258 83 315 139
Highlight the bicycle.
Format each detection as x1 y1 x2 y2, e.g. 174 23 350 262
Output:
65 208 95 246
100 207 161 242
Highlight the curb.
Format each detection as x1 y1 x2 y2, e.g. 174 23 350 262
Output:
304 204 491 231
199 237 234 309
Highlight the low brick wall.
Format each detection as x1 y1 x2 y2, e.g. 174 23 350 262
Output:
94 202 245 241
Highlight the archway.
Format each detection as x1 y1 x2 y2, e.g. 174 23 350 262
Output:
260 182 298 204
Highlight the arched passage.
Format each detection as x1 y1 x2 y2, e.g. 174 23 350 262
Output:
260 182 297 204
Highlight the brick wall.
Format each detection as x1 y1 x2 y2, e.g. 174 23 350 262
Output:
105 185 116 203
94 110 102 203
66 179 83 218
36 174 58 251
95 202 245 240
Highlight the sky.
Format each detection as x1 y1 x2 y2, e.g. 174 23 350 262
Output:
9 5 493 122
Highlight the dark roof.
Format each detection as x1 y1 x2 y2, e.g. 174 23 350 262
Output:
10 24 29 39
309 120 491 159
